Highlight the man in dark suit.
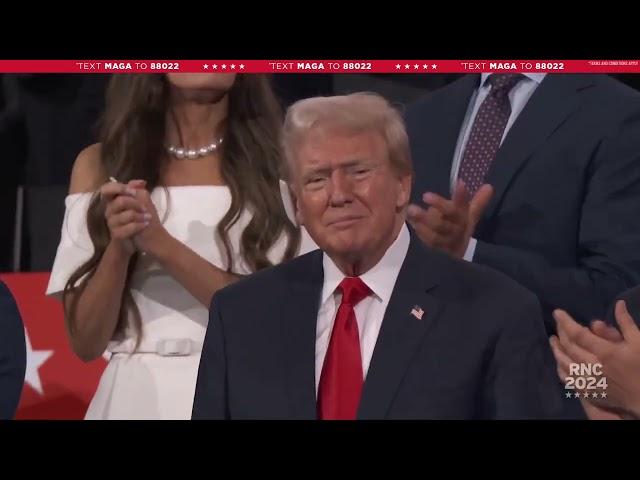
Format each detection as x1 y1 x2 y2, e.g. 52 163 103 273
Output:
404 74 640 332
192 92 573 420
0 280 26 419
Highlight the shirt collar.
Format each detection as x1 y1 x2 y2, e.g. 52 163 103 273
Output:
321 223 411 304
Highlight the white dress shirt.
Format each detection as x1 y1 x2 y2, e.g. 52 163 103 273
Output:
451 73 547 261
315 223 410 395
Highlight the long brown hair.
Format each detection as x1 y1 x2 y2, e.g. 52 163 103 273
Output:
63 74 300 344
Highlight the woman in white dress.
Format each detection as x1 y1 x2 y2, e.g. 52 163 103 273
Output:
46 73 312 419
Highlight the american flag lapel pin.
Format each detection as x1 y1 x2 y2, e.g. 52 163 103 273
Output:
410 305 424 320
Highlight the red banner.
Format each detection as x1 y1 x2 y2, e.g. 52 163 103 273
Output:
0 60 639 73
0 273 106 420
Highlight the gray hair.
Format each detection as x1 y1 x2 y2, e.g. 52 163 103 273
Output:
281 92 413 182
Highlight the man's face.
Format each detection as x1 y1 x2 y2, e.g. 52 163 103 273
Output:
292 128 411 271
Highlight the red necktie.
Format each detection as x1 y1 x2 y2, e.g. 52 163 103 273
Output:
317 276 371 420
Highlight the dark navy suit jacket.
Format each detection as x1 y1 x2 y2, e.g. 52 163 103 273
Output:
193 236 576 419
0 281 26 419
405 74 640 331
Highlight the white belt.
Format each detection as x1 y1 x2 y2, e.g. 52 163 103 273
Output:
109 338 203 356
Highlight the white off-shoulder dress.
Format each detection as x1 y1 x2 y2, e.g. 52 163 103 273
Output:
46 184 316 420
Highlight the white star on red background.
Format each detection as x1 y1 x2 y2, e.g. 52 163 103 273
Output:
24 329 53 395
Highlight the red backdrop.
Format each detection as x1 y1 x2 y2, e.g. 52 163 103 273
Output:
1 273 106 419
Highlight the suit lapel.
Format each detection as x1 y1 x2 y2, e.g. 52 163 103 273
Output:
357 237 444 419
478 74 595 229
419 74 480 199
282 251 323 419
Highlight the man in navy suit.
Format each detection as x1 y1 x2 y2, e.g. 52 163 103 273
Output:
192 92 573 420
193 94 564 419
0 280 26 419
404 74 640 333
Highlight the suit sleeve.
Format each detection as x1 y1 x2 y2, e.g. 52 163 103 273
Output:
192 293 229 420
484 290 584 419
0 281 26 420
474 112 640 327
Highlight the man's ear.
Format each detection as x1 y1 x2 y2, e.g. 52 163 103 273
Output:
397 173 412 209
280 179 302 225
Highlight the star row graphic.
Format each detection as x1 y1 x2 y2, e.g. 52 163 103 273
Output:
203 64 245 70
565 391 607 399
201 63 439 72
396 64 438 70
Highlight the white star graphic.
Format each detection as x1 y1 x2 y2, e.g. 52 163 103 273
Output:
404 64 410 69
24 329 53 396
231 64 236 69
591 392 599 398
432 64 438 69
573 392 580 398
423 64 429 69
565 391 573 398
414 64 419 69
212 64 218 70
240 64 245 70
601 391 607 398
396 64 401 69
203 64 209 70
222 64 227 69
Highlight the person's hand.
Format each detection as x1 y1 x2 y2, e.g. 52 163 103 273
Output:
128 187 170 258
590 319 623 343
550 333 623 419
101 179 150 258
550 302 640 419
407 180 493 258
579 398 625 420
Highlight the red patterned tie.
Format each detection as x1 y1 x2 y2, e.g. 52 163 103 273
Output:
317 276 371 420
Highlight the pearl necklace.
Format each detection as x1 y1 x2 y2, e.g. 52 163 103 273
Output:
166 137 224 159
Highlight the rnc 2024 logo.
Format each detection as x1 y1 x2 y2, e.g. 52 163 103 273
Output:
564 363 608 399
